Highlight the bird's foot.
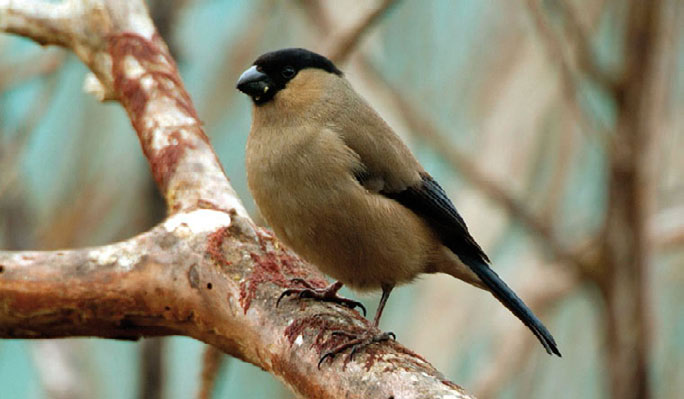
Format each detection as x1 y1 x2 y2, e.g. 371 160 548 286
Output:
318 330 396 368
276 279 366 316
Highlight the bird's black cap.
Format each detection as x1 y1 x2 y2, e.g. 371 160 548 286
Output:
253 48 342 77
237 48 342 105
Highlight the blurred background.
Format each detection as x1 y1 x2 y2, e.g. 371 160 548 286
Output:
0 0 682 398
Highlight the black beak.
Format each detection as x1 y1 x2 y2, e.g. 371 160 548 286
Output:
236 66 271 101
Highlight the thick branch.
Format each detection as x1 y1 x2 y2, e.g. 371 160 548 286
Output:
0 1 474 397
0 0 72 47
0 211 471 398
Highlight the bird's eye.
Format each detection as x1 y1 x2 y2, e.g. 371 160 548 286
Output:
281 66 296 79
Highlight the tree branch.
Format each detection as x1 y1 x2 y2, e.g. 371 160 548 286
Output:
599 1 664 397
522 0 612 141
0 50 65 90
0 1 474 397
197 345 225 399
139 338 165 399
554 0 615 87
652 206 684 250
324 0 400 64
0 0 73 47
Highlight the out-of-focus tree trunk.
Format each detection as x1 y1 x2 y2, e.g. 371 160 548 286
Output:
139 338 165 399
600 1 663 398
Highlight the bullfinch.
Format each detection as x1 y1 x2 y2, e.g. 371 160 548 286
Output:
237 48 560 360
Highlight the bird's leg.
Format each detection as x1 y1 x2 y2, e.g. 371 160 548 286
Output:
319 284 396 368
276 279 366 316
372 283 393 327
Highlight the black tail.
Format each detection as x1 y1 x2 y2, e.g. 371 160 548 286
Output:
465 257 561 356
383 174 560 355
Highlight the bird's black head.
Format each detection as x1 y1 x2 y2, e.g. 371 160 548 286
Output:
236 48 343 105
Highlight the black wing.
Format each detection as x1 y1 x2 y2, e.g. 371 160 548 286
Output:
382 173 490 265
375 172 561 356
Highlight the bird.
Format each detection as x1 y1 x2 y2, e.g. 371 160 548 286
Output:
236 47 561 361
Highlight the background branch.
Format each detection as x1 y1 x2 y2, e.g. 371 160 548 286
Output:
598 1 664 397
523 0 612 141
197 346 225 399
139 338 165 399
323 0 400 64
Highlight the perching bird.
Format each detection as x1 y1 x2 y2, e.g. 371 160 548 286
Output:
237 48 560 359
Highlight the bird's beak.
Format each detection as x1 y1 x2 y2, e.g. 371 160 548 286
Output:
236 65 271 101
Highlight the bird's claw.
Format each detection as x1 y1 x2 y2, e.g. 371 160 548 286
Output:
276 280 366 316
318 331 396 368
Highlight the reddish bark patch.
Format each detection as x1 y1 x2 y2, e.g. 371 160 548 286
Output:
109 33 154 141
150 141 185 190
236 229 328 313
361 345 385 371
206 227 232 268
391 342 429 365
276 250 318 282
255 230 326 285
283 314 373 367
283 315 395 372
150 129 197 190
238 249 324 313
108 32 209 189
284 314 348 348
239 252 289 312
